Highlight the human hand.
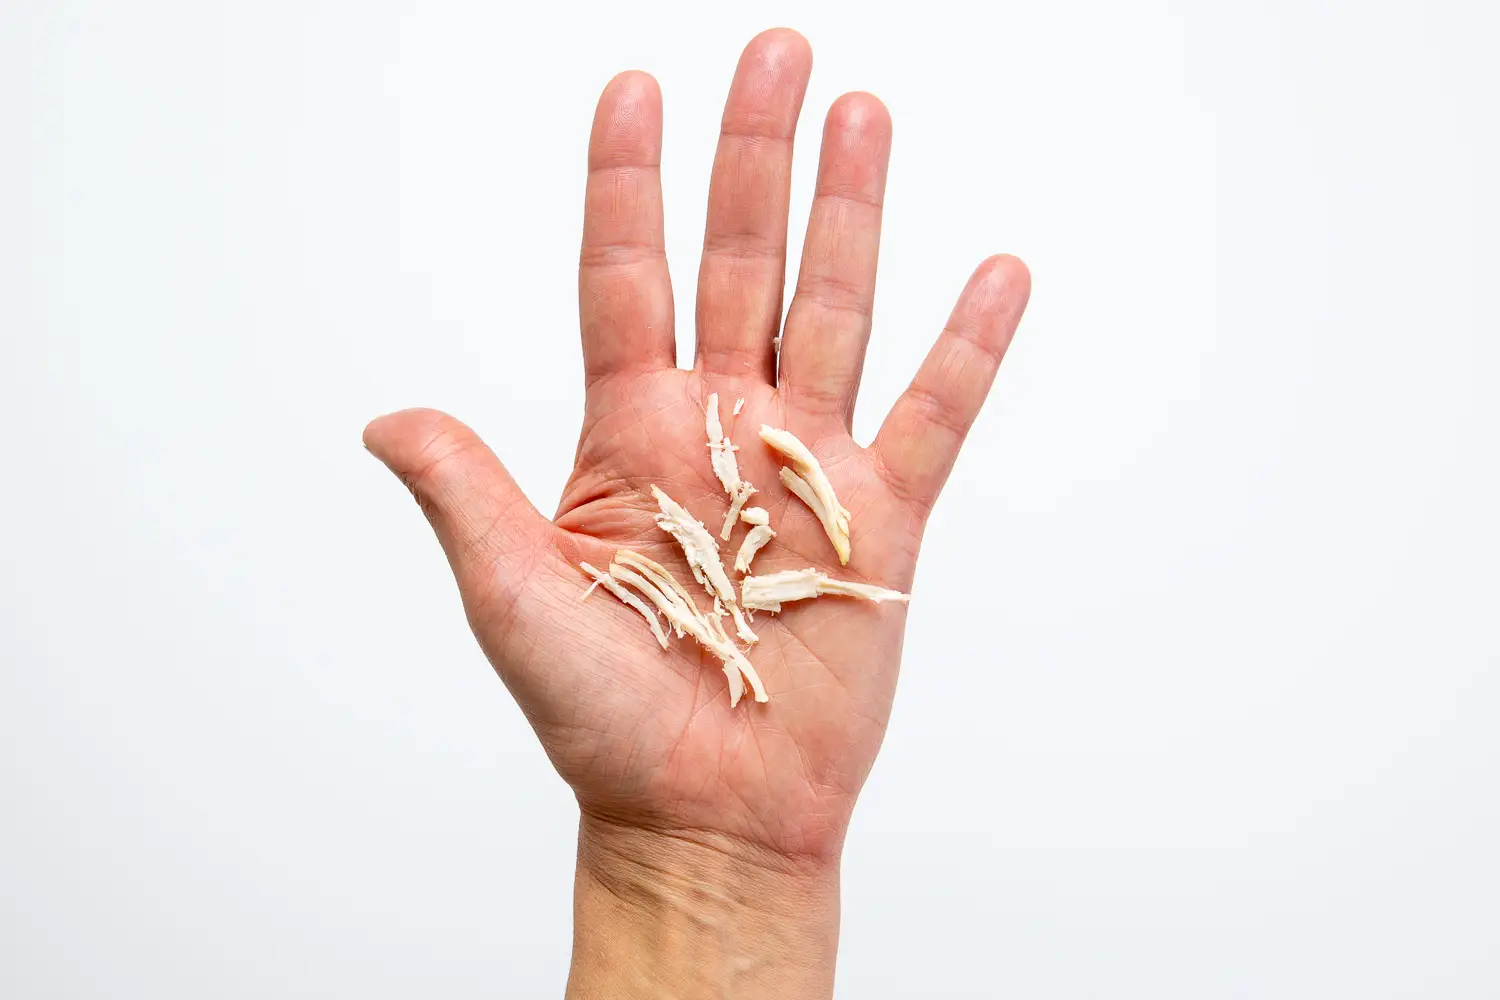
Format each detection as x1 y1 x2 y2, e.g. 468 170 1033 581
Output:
364 28 1029 998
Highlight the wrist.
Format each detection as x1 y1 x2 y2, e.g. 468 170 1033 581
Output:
565 812 842 1000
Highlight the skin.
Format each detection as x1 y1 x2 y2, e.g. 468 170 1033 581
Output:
364 29 1030 999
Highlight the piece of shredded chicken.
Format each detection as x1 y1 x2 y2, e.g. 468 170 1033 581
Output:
579 549 768 706
732 397 745 416
615 549 699 612
705 393 756 540
580 561 669 648
608 560 698 640
758 425 852 565
733 507 775 574
740 567 910 614
650 484 758 644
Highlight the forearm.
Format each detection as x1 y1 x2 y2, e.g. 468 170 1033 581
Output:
566 814 842 1000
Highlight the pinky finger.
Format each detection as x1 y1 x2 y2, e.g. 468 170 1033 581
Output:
872 255 1031 511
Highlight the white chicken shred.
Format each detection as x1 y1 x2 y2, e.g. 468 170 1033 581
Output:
705 393 757 540
650 484 758 645
758 425 852 564
733 507 776 574
579 562 669 649
580 549 767 706
608 562 695 640
614 549 698 616
734 526 775 574
732 397 745 416
739 568 910 614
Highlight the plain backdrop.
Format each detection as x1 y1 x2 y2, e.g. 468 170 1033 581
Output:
3 2 1497 997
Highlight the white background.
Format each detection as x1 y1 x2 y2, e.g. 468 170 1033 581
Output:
3 2 1497 997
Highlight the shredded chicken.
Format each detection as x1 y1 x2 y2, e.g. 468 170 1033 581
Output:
705 393 757 540
580 550 768 706
734 526 775 574
722 492 755 540
732 397 745 416
650 484 758 644
580 561 669 648
614 549 698 613
740 568 910 614
608 561 697 640
758 425 851 564
733 507 775 574
572 412 902 706
701 612 767 704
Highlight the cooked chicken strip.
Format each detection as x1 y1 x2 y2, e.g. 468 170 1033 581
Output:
740 567 910 614
650 485 758 644
705 393 757 540
758 425 851 564
608 548 768 706
608 563 698 641
614 549 698 615
701 611 767 705
579 562 669 648
734 524 775 574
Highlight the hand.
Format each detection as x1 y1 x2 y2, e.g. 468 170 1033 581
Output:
364 29 1028 998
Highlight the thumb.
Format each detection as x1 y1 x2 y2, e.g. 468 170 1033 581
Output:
363 407 556 592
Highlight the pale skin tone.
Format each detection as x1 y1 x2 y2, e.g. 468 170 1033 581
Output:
365 29 1030 999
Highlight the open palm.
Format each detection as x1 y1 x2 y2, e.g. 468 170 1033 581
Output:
365 30 1029 862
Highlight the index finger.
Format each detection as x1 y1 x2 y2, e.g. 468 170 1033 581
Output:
579 72 676 384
